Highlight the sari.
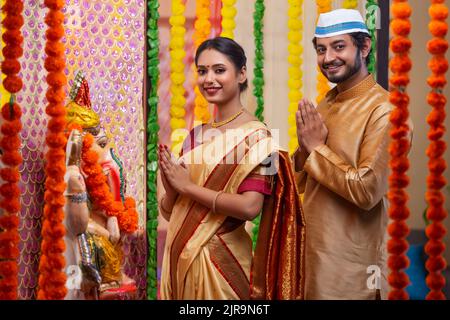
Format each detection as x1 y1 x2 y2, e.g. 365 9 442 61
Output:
160 121 305 300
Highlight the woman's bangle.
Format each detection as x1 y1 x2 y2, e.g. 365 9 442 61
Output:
212 191 224 214
67 192 88 203
159 196 172 215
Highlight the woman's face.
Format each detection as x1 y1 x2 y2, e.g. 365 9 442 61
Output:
196 48 246 105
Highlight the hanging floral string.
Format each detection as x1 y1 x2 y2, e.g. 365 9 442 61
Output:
316 0 332 104
81 134 138 234
38 0 68 300
250 0 266 249
146 0 160 300
193 0 211 124
169 0 187 155
343 0 358 9
0 0 24 300
253 0 265 123
221 0 237 39
424 0 448 300
288 0 304 155
211 0 223 36
366 0 379 74
0 4 9 108
387 0 412 300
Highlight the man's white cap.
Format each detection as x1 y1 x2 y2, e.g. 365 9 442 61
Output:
315 9 369 38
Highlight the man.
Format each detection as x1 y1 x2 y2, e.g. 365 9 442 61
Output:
294 9 410 299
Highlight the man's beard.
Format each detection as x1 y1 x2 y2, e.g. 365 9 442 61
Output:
322 50 362 84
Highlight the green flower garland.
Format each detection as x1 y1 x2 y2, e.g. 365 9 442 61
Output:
365 0 378 75
253 0 265 123
251 0 265 249
146 0 160 300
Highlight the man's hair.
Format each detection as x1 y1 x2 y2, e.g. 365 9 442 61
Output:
312 32 372 66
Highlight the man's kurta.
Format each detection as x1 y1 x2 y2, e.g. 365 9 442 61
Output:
296 75 400 300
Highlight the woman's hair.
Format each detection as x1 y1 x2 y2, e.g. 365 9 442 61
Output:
195 37 248 92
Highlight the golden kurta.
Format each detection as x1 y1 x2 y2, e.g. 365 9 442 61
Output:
295 75 399 300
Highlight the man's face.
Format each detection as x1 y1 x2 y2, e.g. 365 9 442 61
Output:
315 34 363 84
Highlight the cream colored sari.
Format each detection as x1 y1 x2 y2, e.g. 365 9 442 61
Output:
160 121 275 299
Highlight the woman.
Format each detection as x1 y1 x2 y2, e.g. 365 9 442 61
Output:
159 37 305 300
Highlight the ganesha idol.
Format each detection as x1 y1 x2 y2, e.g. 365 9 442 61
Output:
63 71 138 300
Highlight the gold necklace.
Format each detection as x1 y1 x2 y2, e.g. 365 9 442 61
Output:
211 108 244 128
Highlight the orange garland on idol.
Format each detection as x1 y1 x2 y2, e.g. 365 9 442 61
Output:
37 0 68 300
81 134 138 234
424 0 448 300
387 0 412 300
0 0 24 300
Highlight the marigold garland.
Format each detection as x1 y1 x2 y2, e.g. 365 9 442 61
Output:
193 0 211 124
424 0 448 301
343 0 358 9
0 0 23 301
316 0 332 104
37 0 67 300
146 0 160 300
169 0 187 155
287 0 304 154
221 0 237 39
250 0 266 250
0 5 9 109
253 0 265 124
365 0 379 74
387 0 412 300
0 0 23 300
81 134 138 234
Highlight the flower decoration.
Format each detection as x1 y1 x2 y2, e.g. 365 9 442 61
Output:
343 0 358 9
221 0 237 39
316 0 332 103
193 0 212 124
81 133 138 234
169 0 187 155
287 0 304 154
146 0 160 300
365 0 379 74
387 0 413 300
424 0 448 301
0 0 24 299
38 0 68 300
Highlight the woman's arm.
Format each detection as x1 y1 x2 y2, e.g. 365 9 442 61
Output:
159 145 265 221
183 185 264 221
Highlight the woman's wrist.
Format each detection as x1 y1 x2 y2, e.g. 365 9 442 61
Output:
159 196 172 215
179 182 195 197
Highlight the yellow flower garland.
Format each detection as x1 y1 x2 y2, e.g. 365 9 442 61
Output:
221 0 237 39
343 0 358 9
287 0 304 154
316 0 332 104
193 0 211 124
169 0 187 154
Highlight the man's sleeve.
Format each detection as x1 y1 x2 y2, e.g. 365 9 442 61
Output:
303 103 397 211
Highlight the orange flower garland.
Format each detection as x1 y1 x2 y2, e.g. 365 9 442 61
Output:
193 0 211 124
81 134 138 234
387 0 412 300
0 0 24 300
37 0 68 300
424 0 448 300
